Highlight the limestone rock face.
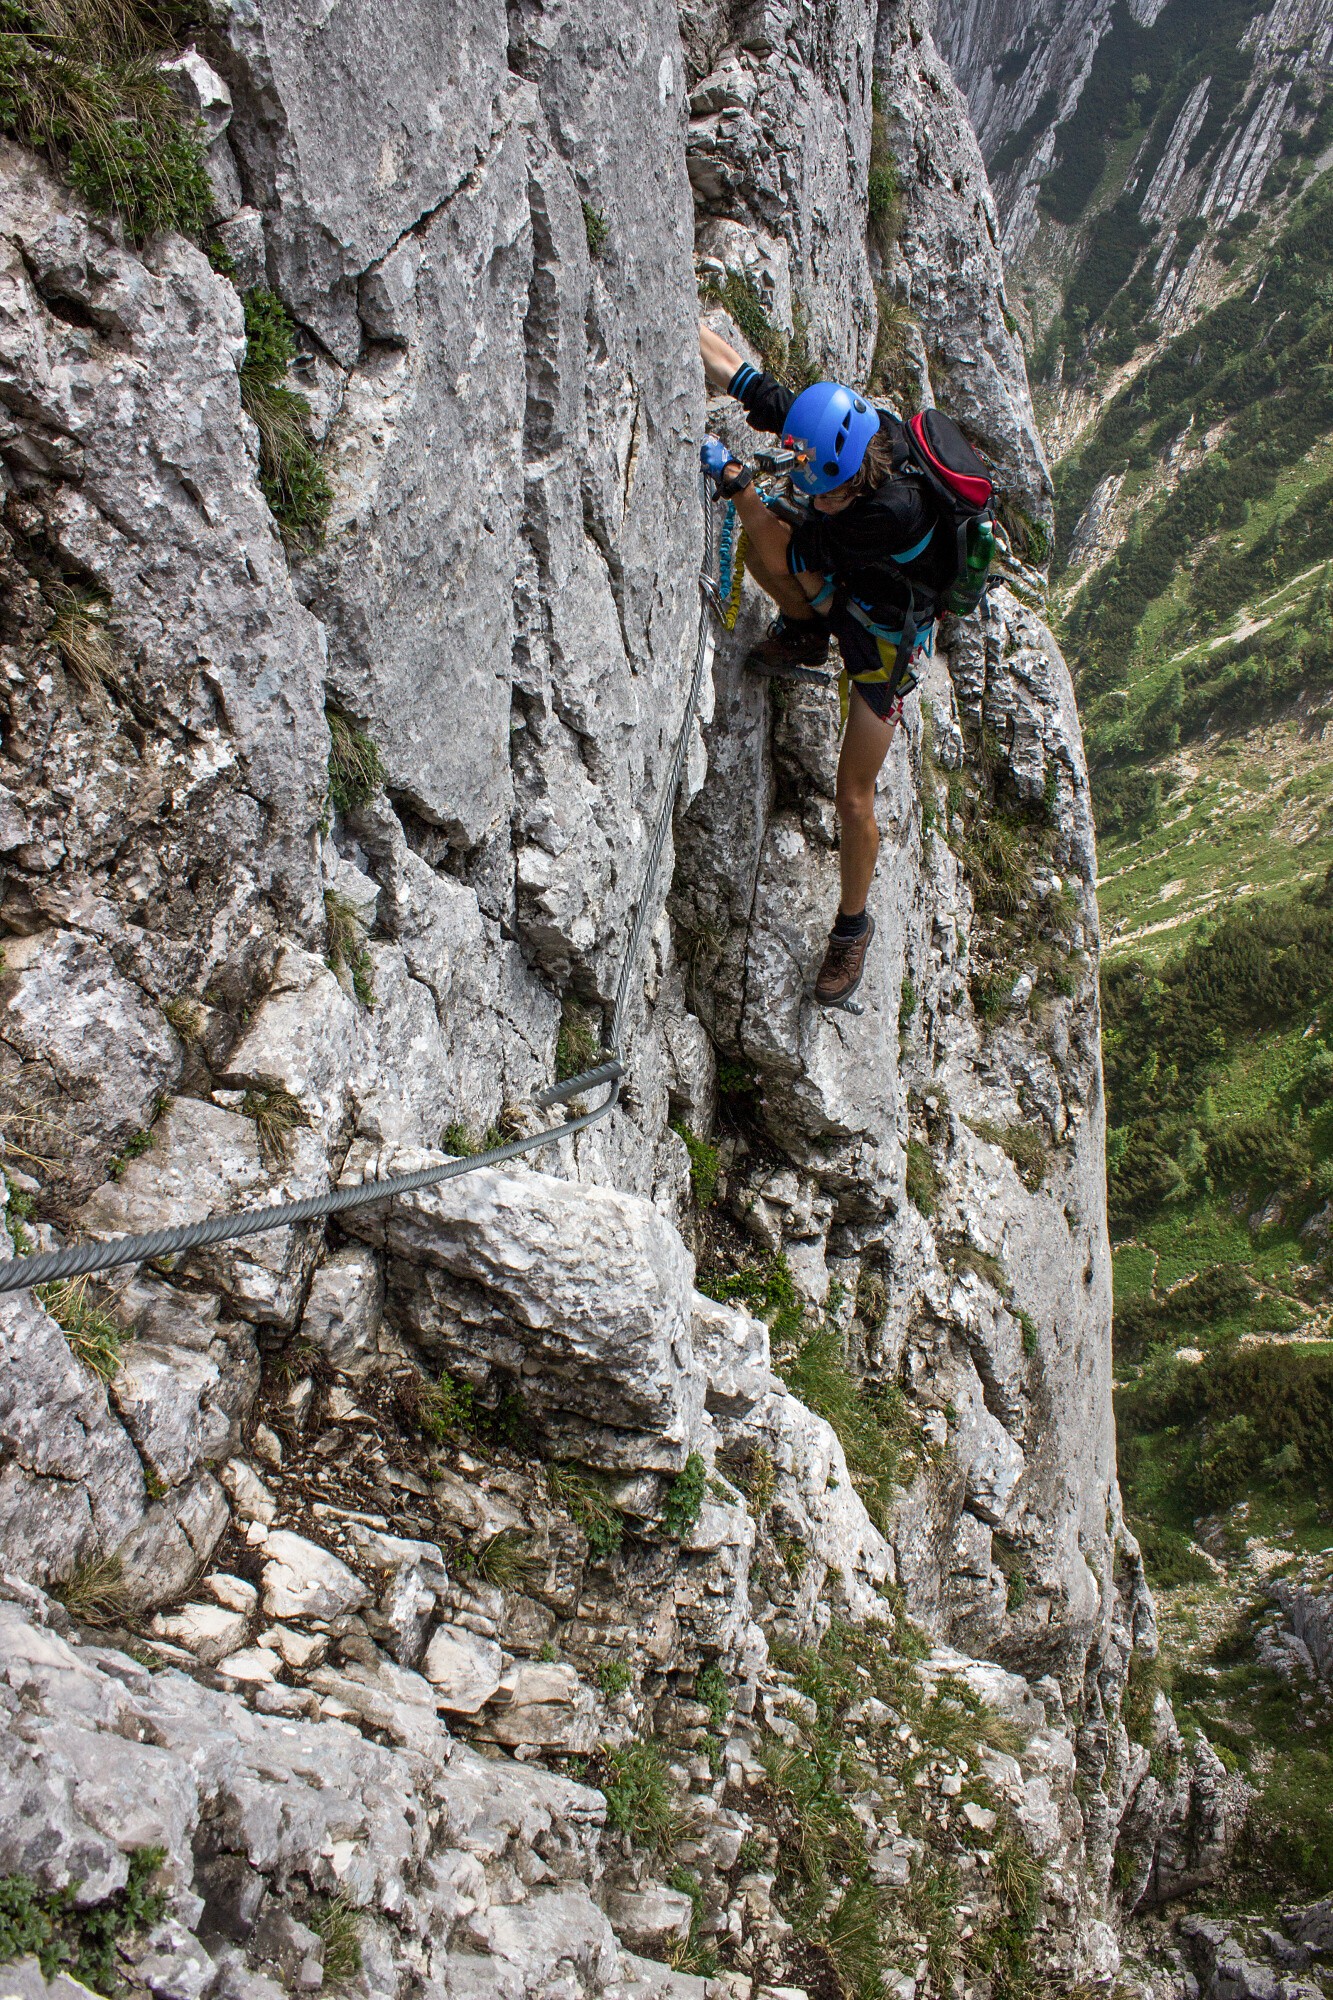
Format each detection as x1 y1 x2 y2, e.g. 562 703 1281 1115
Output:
0 0 1177 1992
0 1287 146 1589
0 931 181 1198
346 1161 707 1471
0 139 327 1017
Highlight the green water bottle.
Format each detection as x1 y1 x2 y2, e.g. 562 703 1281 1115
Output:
949 516 1005 616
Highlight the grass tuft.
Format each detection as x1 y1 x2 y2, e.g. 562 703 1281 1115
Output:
600 1740 686 1852
239 288 331 548
0 0 211 242
327 710 385 815
695 1661 730 1732
465 1528 539 1593
970 1117 1049 1191
36 1276 123 1379
305 1893 362 1984
730 1441 775 1520
163 994 205 1043
554 1003 601 1083
701 268 817 391
547 1461 624 1558
672 1121 719 1208
775 1325 915 1532
52 1551 131 1625
48 584 117 707
945 1239 1011 1298
905 1136 938 1215
324 890 374 1008
241 1081 308 1171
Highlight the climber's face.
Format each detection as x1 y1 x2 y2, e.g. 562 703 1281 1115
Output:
812 481 856 515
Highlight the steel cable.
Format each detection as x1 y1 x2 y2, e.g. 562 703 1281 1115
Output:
0 476 722 1297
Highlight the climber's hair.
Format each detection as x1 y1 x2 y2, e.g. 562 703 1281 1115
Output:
839 425 896 503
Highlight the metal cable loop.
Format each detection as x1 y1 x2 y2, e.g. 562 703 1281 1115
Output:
0 477 724 1297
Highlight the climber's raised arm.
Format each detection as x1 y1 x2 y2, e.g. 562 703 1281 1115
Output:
699 319 742 393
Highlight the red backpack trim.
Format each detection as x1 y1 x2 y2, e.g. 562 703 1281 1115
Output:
907 411 992 510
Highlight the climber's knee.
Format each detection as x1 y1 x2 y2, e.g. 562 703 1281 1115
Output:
835 770 877 829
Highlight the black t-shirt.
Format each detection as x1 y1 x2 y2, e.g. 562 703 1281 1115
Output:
733 368 952 630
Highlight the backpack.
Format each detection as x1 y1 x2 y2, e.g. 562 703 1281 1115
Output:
849 408 1005 696
901 409 1003 619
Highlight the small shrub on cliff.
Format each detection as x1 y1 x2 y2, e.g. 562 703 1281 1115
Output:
239 289 331 547
0 0 212 242
660 1450 706 1538
397 1368 475 1442
0 1845 166 1994
547 1461 624 1558
867 86 902 255
597 1660 633 1700
581 199 608 257
698 1251 802 1340
672 1122 719 1208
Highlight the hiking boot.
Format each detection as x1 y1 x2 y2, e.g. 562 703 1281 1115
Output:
745 619 831 684
815 914 875 1008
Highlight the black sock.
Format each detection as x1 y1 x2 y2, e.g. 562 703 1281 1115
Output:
832 907 868 941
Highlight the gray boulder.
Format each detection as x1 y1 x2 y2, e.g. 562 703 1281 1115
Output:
346 1161 707 1471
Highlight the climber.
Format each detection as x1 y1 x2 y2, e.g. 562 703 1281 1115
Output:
698 319 955 1009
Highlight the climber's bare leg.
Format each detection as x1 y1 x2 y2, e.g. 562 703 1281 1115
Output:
835 685 898 915
729 506 828 622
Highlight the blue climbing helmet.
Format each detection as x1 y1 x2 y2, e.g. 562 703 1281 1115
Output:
782 381 880 495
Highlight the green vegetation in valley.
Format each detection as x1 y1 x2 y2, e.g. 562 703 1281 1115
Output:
1103 880 1333 1242
1108 880 1333 1915
1039 0 1258 232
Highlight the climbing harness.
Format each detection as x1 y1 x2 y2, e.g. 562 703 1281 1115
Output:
0 477 728 1298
